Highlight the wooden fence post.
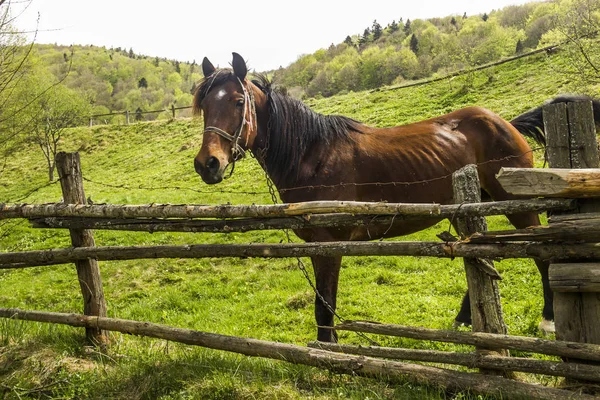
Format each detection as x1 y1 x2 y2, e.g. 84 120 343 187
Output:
452 165 510 376
125 110 130 125
56 152 108 346
543 101 600 370
171 104 176 119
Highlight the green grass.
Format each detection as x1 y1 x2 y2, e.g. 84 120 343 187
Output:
0 48 597 399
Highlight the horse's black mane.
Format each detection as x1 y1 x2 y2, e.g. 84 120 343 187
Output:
193 70 365 183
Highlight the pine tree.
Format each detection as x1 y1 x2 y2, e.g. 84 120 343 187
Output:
344 35 353 46
515 39 524 54
372 20 383 41
482 13 489 22
389 20 399 33
404 18 412 34
359 28 371 47
410 33 419 54
138 77 148 89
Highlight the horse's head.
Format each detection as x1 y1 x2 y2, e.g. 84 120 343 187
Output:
193 52 257 184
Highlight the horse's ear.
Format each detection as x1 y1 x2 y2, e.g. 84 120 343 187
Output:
202 57 216 77
232 52 247 80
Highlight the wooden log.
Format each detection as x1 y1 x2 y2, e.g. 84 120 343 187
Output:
0 198 576 220
543 100 600 372
29 214 432 233
0 308 592 400
3 241 600 270
496 168 600 198
543 103 571 169
453 165 508 376
55 152 107 346
567 101 599 169
308 341 600 382
550 263 600 292
469 215 600 243
333 320 600 362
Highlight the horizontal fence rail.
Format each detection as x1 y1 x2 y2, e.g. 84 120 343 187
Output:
3 241 600 270
0 308 592 400
309 341 600 382
0 198 576 220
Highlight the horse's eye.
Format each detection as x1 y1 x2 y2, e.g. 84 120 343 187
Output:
236 99 244 109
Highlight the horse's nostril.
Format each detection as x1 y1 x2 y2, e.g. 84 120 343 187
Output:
206 156 220 173
194 158 203 174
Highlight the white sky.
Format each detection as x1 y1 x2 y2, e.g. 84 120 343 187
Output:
13 0 537 72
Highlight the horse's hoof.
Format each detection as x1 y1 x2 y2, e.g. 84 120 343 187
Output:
452 320 470 329
538 319 555 334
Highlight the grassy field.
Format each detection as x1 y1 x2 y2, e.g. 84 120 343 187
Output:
0 49 598 399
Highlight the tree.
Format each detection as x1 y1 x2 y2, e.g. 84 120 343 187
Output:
515 39 524 54
410 33 419 54
138 77 148 88
0 0 37 167
541 0 600 88
404 18 412 34
135 107 143 121
451 17 457 29
11 69 90 180
482 13 489 22
344 35 353 46
389 20 399 33
359 28 371 47
372 20 383 41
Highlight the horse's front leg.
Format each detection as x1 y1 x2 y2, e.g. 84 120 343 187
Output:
311 255 342 342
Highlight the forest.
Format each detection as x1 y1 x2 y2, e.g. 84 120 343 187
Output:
274 0 600 98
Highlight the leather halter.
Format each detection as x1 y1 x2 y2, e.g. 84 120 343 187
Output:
202 76 255 161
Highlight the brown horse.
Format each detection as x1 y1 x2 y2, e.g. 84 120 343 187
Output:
193 52 599 342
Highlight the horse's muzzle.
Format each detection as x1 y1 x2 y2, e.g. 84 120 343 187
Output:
194 157 223 184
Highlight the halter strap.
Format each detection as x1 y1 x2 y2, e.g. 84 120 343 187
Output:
202 76 254 161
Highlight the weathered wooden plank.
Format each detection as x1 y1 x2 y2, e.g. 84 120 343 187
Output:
333 320 600 362
469 215 600 243
496 168 600 198
55 152 107 346
549 263 600 292
543 100 600 375
0 199 576 220
543 102 570 168
567 101 599 169
0 308 590 400
308 341 600 382
3 241 600 270
453 165 508 376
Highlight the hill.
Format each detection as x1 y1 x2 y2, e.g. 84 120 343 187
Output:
0 44 596 398
274 0 600 98
35 44 200 122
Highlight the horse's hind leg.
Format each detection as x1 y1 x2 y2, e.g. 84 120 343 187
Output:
505 212 555 333
311 255 342 342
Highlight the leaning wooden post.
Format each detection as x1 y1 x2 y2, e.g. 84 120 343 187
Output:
56 152 108 346
543 101 600 370
453 165 510 375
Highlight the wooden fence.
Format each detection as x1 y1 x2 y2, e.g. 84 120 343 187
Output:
1 101 599 399
89 104 192 126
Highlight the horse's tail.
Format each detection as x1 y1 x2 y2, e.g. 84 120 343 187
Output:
510 94 600 147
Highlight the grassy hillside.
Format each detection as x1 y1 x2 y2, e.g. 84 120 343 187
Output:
0 48 596 399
